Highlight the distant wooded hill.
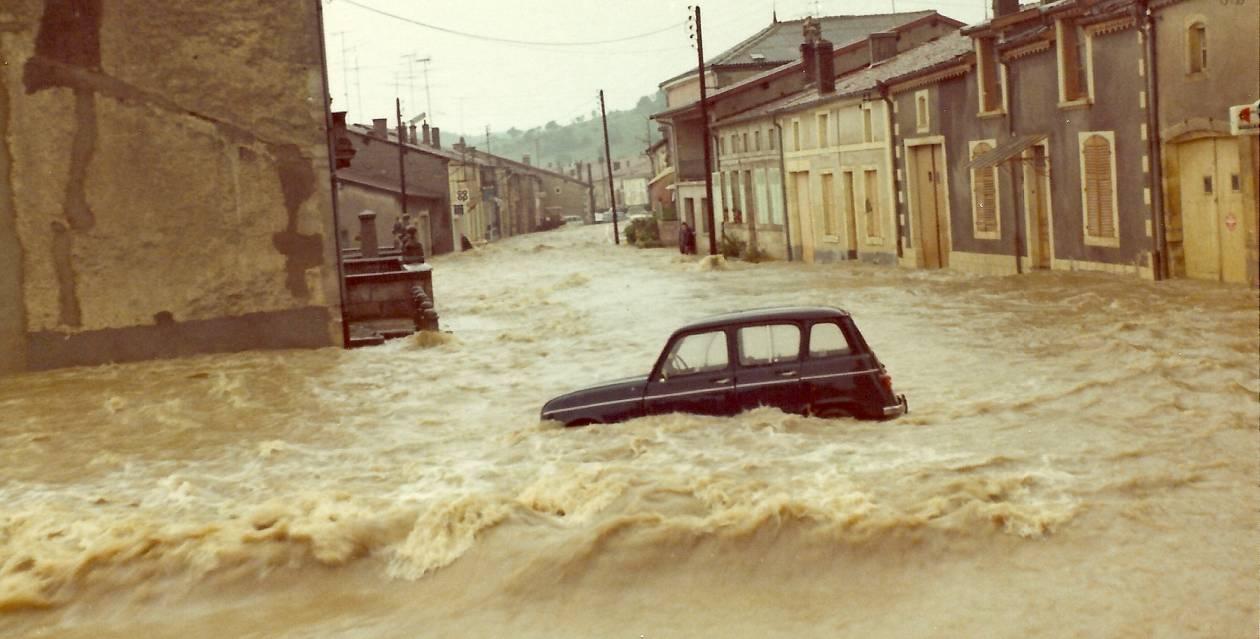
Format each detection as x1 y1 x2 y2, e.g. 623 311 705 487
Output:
452 92 666 172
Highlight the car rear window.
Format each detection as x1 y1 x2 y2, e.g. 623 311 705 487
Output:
809 322 852 358
738 324 800 367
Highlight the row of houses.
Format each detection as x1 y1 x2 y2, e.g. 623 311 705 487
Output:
650 0 1259 287
332 116 592 256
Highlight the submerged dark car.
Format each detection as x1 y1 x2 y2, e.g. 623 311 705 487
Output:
540 306 907 426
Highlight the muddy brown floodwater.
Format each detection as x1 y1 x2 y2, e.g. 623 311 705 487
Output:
1 224 1257 638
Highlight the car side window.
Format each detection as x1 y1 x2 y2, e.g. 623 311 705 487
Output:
662 330 729 377
737 323 800 367
808 322 852 358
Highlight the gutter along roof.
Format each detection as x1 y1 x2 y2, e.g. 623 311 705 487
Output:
338 174 445 200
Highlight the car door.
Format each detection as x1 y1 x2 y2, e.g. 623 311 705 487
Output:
733 322 805 414
799 319 875 416
644 329 736 417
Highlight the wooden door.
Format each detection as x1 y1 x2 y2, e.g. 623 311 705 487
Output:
794 172 816 263
842 171 858 258
912 145 942 268
1027 145 1051 269
1180 138 1245 283
1216 139 1246 284
1180 139 1218 280
863 169 882 245
932 145 951 267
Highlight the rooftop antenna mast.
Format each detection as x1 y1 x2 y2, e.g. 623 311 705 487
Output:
332 31 351 114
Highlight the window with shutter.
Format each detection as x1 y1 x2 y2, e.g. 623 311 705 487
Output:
970 141 999 238
1081 133 1117 242
1058 20 1092 103
977 37 1003 113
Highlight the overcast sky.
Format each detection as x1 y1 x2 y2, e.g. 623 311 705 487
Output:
321 0 986 137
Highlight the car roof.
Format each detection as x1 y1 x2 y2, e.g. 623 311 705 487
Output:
676 306 851 333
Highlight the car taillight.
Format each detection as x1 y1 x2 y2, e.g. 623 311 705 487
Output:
879 372 894 393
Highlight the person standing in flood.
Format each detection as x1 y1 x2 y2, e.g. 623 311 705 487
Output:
678 221 695 255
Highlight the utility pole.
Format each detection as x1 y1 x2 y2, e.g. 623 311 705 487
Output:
691 6 718 254
485 124 491 154
599 89 620 245
397 97 408 219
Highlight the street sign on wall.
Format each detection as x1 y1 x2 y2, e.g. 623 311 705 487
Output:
1229 100 1260 135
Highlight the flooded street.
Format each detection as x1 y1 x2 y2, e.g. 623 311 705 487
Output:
2 224 1257 638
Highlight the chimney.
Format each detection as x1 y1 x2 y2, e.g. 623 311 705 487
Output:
868 31 898 65
409 123 418 144
800 16 821 85
800 41 817 84
816 39 835 93
331 111 356 169
522 154 531 165
396 124 407 143
431 127 441 148
371 118 388 138
422 122 431 145
993 0 1019 18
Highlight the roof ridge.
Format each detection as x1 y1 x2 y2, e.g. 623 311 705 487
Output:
777 9 935 22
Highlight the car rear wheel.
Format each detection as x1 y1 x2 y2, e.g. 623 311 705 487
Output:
565 419 598 428
812 405 854 420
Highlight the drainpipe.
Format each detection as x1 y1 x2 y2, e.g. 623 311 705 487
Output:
1138 0 1167 280
877 81 903 260
774 118 794 261
1000 59 1024 275
314 0 350 348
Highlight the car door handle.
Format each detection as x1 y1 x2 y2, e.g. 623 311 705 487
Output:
777 370 798 377
713 378 731 385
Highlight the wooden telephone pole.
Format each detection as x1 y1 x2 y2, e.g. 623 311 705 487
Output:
396 98 408 219
599 89 620 245
692 6 717 254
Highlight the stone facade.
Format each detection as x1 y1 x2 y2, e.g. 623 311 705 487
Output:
0 0 342 373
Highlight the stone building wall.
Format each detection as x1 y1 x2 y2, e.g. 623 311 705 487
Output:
0 0 343 373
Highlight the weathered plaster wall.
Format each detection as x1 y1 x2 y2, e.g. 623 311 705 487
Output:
540 174 590 223
0 0 342 372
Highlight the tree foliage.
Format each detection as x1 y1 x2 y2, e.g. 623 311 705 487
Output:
455 92 667 172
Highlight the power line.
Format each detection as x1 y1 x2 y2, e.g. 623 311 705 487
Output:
340 0 686 46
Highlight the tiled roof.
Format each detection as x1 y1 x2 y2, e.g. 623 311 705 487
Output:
715 31 972 126
347 124 588 186
710 11 937 66
661 10 939 86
